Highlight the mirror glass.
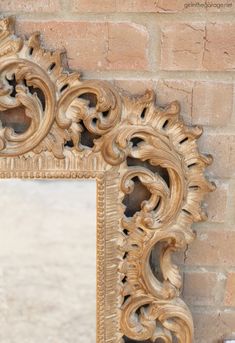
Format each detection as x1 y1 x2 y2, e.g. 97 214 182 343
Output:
0 179 96 343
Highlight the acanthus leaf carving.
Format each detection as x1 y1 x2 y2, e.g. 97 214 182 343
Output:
0 16 216 343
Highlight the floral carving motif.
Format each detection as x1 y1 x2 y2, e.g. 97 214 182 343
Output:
0 16 215 343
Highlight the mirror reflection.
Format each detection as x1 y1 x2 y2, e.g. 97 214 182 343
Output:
0 179 96 343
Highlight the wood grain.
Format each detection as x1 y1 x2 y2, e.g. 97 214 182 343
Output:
0 16 215 343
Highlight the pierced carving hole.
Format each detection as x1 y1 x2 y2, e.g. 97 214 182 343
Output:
48 62 56 72
5 77 46 112
64 140 74 148
123 251 128 259
122 275 127 283
102 110 109 118
131 243 139 249
80 120 100 148
153 198 161 212
187 162 197 168
27 84 46 111
141 107 147 119
123 228 129 236
28 47 34 56
127 157 170 187
182 208 192 216
179 137 188 144
78 93 109 118
137 227 144 233
124 337 151 343
123 176 151 217
79 92 97 108
162 119 169 129
123 294 131 303
60 84 69 93
150 241 165 283
92 118 98 125
189 185 199 190
6 74 17 97
0 106 31 134
130 137 144 147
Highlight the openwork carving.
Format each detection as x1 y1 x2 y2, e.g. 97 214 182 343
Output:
0 16 215 343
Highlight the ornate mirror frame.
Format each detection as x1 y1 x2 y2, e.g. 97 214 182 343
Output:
0 17 215 343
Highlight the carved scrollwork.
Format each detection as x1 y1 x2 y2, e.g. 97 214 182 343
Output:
0 17 122 158
0 16 215 343
116 91 215 343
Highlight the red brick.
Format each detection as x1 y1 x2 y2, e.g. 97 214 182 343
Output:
15 21 149 71
227 180 235 224
198 134 235 179
160 23 205 71
156 80 233 127
185 229 235 267
219 311 235 340
193 311 219 343
156 79 193 124
70 0 235 12
114 80 154 95
0 0 61 13
71 0 115 12
114 79 194 124
192 82 233 126
183 271 224 306
204 181 228 223
70 0 175 12
107 23 149 70
193 311 235 343
203 23 235 71
161 23 235 71
224 273 235 306
117 0 173 12
15 21 106 71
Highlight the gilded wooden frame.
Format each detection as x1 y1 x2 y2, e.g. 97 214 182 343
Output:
0 17 215 343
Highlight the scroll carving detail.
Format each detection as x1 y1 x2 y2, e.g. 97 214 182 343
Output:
0 16 215 343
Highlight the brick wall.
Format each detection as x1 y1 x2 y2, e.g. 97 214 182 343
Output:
1 1 235 342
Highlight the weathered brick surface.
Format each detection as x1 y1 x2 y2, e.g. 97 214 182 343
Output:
204 181 228 223
203 23 235 71
71 0 157 12
71 0 114 12
185 229 235 267
192 82 233 126
182 271 224 306
114 80 154 94
198 134 235 179
193 312 219 343
15 21 149 71
193 311 235 343
219 311 235 338
160 23 206 71
107 23 149 70
70 0 235 13
156 80 193 124
161 23 235 71
111 80 233 130
0 0 61 12
224 273 235 306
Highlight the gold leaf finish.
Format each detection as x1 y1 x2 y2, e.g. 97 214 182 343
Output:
0 17 215 343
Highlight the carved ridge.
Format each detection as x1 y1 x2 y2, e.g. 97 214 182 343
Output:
0 17 215 343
